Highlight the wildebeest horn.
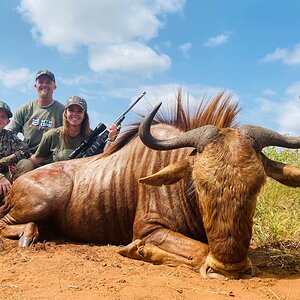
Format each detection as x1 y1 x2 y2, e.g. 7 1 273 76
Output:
139 103 220 151
240 125 300 151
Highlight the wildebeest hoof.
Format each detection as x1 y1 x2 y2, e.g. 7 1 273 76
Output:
118 239 144 258
199 262 253 279
18 236 33 247
200 265 227 279
137 246 147 258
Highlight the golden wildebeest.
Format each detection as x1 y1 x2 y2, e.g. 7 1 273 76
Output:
0 92 299 279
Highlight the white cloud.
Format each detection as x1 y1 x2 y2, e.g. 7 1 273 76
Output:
75 82 238 127
203 33 231 48
89 42 171 76
276 82 300 135
254 97 277 113
261 43 300 65
285 81 300 96
252 83 300 135
0 66 32 90
178 42 192 58
126 83 237 114
262 89 277 97
277 102 300 135
60 75 90 86
17 0 185 76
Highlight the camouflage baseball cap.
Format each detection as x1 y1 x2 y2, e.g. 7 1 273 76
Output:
35 69 56 82
65 96 87 112
0 101 13 118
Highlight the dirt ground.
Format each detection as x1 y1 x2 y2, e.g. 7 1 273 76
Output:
0 237 299 300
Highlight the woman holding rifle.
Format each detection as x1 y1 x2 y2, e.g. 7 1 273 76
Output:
30 96 117 166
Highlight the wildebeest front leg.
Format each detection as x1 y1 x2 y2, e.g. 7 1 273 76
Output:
119 230 209 270
0 215 39 247
119 240 204 268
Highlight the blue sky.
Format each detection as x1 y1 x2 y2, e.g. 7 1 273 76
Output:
1 0 300 135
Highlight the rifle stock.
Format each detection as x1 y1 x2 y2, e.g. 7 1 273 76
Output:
69 91 146 159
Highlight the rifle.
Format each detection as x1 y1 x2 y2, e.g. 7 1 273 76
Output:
69 91 146 159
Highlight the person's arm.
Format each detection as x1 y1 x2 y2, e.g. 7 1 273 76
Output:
103 123 118 151
0 173 12 197
9 105 25 134
0 131 31 168
30 154 47 167
30 128 57 166
107 123 118 142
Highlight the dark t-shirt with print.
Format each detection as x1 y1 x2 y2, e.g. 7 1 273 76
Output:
10 100 64 153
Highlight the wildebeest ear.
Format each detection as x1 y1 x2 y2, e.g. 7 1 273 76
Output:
262 154 300 187
139 157 192 186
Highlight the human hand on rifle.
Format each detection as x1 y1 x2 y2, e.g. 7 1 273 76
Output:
107 123 118 142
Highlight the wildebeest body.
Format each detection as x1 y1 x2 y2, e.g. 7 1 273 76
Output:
1 92 300 279
2 126 195 244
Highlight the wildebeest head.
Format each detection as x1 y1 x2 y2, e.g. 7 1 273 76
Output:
138 103 300 279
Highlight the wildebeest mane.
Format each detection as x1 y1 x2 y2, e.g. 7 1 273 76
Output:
104 90 240 157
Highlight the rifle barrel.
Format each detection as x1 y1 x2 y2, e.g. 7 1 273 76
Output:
120 92 146 118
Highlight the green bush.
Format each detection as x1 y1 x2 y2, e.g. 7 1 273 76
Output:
252 147 300 244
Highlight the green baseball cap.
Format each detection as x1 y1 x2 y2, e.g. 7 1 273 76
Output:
35 69 56 82
0 101 13 118
65 96 87 112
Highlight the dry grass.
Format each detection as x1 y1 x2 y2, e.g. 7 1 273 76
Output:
253 148 300 245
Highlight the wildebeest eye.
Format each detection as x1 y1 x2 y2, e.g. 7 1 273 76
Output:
189 149 197 156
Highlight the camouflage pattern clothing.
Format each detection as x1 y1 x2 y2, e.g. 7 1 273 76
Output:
0 129 31 175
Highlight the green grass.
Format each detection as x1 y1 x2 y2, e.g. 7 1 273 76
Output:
252 147 300 245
